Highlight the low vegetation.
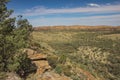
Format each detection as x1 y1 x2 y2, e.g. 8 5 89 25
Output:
0 0 120 80
32 27 120 80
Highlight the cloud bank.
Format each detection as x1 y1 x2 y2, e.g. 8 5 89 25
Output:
14 3 120 26
20 4 120 16
29 14 120 26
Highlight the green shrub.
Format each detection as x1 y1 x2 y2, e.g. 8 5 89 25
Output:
47 55 58 68
58 54 67 64
55 65 63 74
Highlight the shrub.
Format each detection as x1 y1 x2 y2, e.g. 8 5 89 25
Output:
47 55 58 68
55 64 63 74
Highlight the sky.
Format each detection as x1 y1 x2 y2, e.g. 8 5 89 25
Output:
7 0 120 26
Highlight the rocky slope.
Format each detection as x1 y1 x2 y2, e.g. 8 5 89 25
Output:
26 49 72 80
6 48 98 80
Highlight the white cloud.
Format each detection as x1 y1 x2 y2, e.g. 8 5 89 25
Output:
87 3 100 7
19 4 120 16
29 14 120 26
13 4 120 26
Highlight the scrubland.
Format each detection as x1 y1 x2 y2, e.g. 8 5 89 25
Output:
31 26 120 80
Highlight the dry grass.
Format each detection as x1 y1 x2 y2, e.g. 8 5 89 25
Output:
31 27 120 80
32 31 77 43
34 25 120 31
98 34 120 40
76 46 110 64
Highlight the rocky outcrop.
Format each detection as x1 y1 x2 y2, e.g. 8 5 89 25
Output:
26 49 51 75
26 49 72 80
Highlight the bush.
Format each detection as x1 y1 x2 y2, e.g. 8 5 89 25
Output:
55 65 63 74
47 55 58 68
16 53 37 77
0 0 35 78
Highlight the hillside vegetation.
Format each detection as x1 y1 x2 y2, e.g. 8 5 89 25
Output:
1 0 120 80
0 0 36 79
32 26 120 80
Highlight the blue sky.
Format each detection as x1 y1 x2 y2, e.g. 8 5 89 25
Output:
7 0 120 26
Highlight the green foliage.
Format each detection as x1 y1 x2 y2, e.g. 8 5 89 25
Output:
0 0 35 79
55 64 63 74
58 54 67 64
0 0 16 73
16 53 37 77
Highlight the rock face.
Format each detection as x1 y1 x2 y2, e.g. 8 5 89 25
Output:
26 48 51 75
26 49 72 80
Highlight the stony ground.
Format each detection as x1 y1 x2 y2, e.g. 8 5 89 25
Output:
26 49 72 80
